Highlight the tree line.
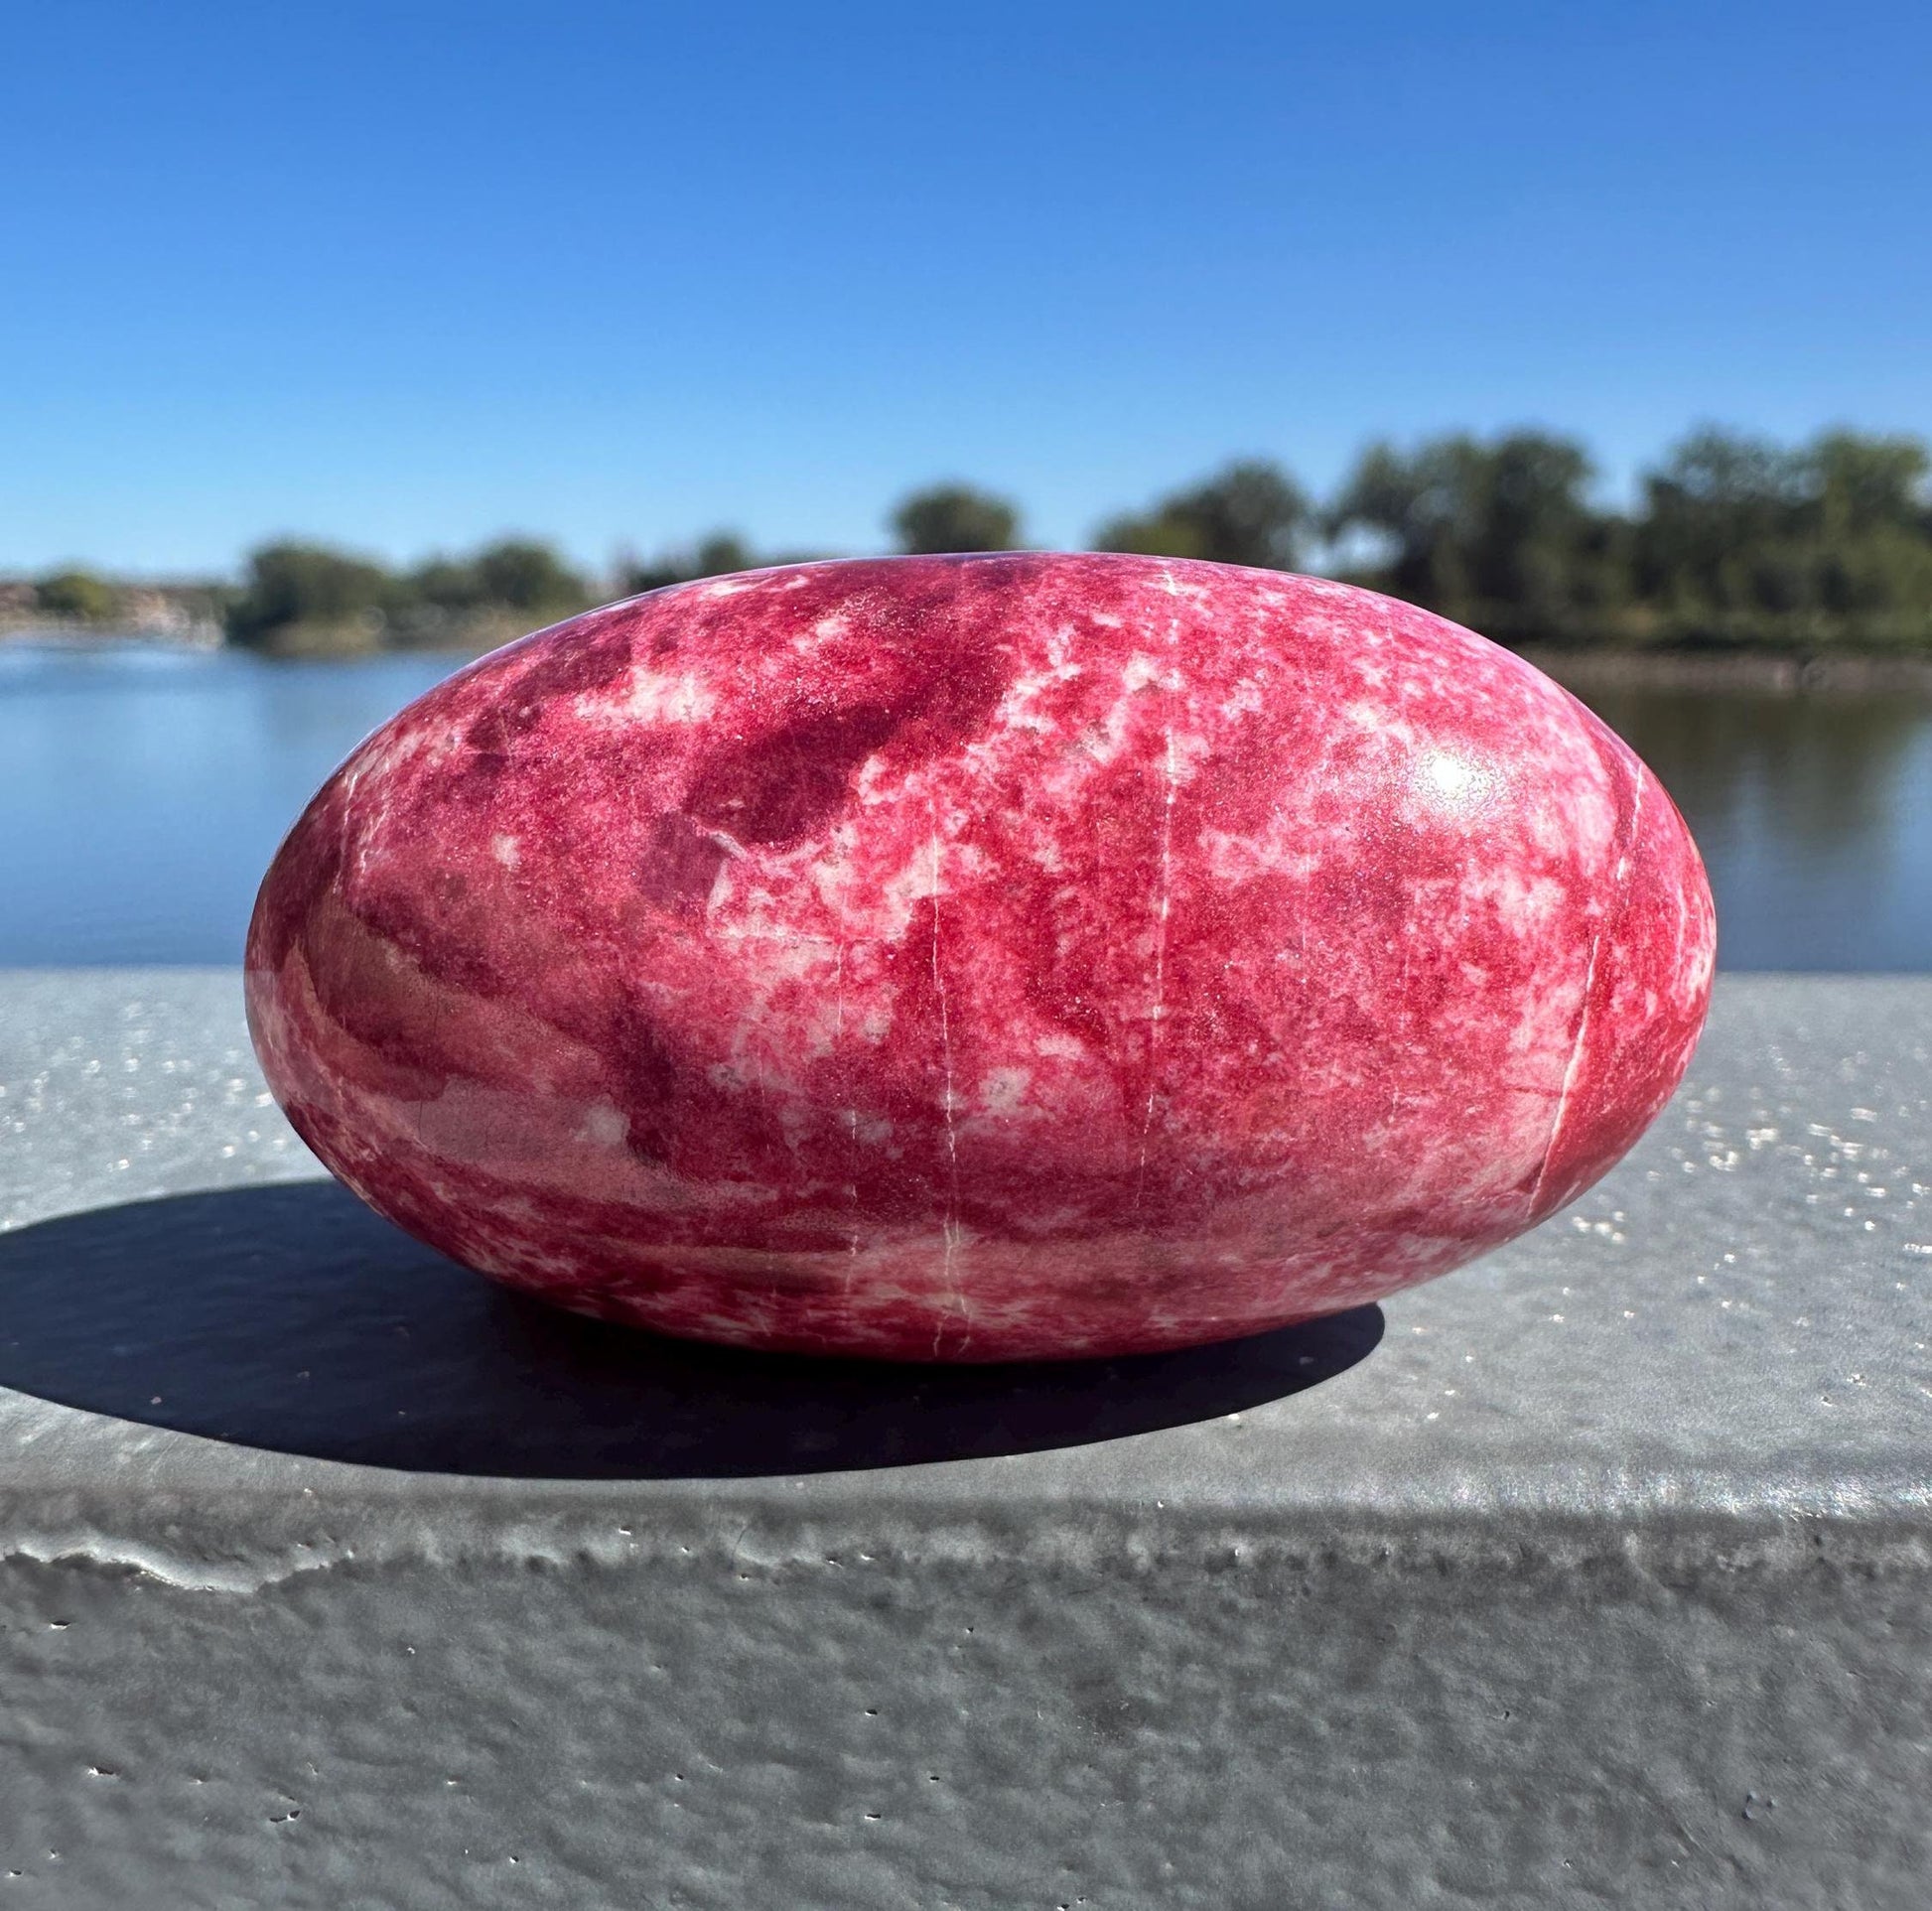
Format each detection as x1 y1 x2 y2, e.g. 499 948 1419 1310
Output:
17 424 1932 654
1088 425 1932 651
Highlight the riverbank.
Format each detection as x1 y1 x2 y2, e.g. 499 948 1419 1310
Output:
0 617 224 651
1519 645 1932 697
13 620 1932 696
0 619 488 660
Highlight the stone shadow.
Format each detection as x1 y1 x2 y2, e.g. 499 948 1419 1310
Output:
0 1181 1382 1479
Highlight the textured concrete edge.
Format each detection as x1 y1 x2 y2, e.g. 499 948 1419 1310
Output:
1 1481 1928 1598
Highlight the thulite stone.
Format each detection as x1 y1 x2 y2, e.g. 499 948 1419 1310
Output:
246 555 1716 1361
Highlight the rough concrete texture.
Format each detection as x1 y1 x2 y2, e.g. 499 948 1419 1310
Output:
0 971 1927 1909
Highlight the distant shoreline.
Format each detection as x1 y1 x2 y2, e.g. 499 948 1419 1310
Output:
11 621 1932 697
0 619 225 652
1518 646 1932 697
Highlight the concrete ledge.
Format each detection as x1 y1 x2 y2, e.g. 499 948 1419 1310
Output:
1 973 1928 1907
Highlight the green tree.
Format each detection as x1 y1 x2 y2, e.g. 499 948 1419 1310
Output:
225 542 395 648
1808 430 1929 538
1094 461 1309 571
892 484 1022 555
1634 428 1806 619
1634 427 1932 647
35 568 119 622
1327 431 1625 644
468 538 590 614
399 539 590 625
1804 434 1932 634
691 532 756 576
406 556 486 613
621 531 759 596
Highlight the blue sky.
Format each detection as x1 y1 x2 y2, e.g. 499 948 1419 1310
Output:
6 0 1930 575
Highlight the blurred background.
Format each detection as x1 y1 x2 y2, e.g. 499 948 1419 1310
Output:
5 0 1930 969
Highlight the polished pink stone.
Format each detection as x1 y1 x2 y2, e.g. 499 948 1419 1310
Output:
246 555 1716 1361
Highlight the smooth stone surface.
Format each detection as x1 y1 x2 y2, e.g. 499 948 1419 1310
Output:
247 556 1716 1358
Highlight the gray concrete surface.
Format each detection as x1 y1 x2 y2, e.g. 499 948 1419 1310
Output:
0 970 1927 1909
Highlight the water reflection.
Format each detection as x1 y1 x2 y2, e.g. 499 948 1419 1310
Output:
0 645 460 966
1582 686 1929 858
1 643 1929 970
1570 683 1932 970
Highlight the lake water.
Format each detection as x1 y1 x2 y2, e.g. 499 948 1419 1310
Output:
3 641 1930 969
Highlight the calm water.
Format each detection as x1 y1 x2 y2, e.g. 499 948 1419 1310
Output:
3 641 1930 969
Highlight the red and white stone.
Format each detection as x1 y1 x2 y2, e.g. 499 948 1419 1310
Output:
246 555 1716 1361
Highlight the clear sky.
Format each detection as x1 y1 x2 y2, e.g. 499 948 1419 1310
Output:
7 0 1930 576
